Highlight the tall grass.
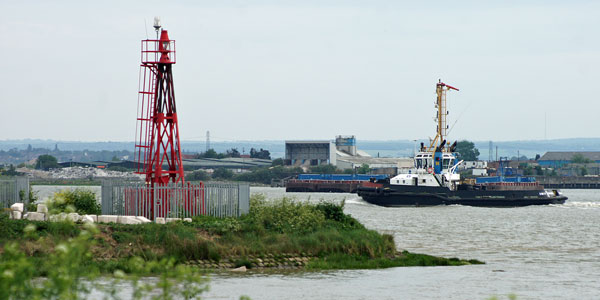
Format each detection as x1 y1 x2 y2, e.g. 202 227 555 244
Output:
0 214 80 242
0 194 483 272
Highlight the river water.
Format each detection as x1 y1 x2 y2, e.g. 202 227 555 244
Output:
36 186 600 299
204 187 600 300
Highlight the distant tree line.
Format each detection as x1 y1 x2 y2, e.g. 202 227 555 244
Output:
196 148 271 160
185 162 372 185
0 146 133 165
0 164 21 176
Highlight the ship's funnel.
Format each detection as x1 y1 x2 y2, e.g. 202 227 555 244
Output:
440 139 447 150
449 141 457 152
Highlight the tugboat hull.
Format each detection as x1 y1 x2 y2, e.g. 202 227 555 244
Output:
357 186 567 207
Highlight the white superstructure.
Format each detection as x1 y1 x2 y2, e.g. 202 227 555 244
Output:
389 151 462 189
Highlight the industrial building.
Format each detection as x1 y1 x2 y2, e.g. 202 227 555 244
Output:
285 135 411 175
538 152 600 168
284 140 337 166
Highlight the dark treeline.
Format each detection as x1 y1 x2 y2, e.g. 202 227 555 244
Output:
0 146 133 165
195 148 271 160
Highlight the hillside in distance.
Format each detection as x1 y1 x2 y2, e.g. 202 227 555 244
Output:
1 138 599 162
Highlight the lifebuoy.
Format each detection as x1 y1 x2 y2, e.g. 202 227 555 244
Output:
428 167 433 174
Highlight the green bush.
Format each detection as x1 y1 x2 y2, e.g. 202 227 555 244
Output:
234 166 303 184
247 194 325 234
187 170 210 181
24 190 39 212
213 168 234 180
0 213 28 241
315 201 364 230
271 158 284 166
233 257 253 269
107 166 130 172
309 164 341 174
35 154 59 170
47 189 100 215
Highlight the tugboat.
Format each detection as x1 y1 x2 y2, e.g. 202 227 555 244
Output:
357 80 567 207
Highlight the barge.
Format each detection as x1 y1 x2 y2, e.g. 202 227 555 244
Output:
286 174 388 193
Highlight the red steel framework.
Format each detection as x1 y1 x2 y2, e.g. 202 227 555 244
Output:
135 29 185 186
129 26 206 220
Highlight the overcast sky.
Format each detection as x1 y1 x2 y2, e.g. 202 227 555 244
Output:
1 0 598 143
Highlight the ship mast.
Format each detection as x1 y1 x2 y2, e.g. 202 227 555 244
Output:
428 79 459 152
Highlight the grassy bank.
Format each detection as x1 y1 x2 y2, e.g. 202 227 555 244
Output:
1 195 482 275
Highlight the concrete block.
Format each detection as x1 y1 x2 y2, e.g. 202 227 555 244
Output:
118 216 141 225
27 212 46 221
165 218 180 223
183 218 192 222
155 217 166 224
49 213 68 222
37 204 48 213
67 213 80 222
84 215 98 222
10 203 24 212
135 216 151 223
97 215 119 223
81 215 95 223
10 211 22 220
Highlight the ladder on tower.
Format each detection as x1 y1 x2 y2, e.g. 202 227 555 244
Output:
135 64 157 176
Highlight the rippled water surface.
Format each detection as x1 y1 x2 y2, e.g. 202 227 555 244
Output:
204 188 600 300
40 186 599 299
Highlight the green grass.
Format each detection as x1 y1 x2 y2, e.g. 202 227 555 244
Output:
1 195 485 272
0 215 81 242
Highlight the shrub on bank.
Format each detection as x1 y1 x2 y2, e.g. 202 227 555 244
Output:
247 194 326 234
47 189 100 215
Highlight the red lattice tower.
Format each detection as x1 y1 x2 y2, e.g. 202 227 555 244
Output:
135 24 185 186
